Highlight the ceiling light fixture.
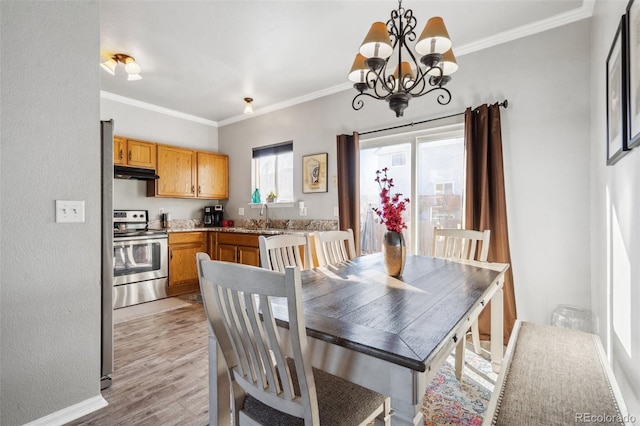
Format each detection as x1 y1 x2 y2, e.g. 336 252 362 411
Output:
243 97 254 115
100 53 142 81
349 0 457 117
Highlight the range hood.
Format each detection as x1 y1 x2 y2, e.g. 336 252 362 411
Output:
114 165 159 180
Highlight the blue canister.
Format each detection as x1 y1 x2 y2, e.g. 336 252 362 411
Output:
252 188 261 203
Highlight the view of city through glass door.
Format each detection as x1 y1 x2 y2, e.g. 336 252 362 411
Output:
359 125 465 256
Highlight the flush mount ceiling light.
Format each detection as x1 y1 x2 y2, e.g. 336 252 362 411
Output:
348 0 458 117
100 53 142 81
243 97 254 115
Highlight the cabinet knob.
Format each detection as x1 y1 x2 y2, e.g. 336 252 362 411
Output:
191 185 195 193
119 149 123 160
198 185 202 193
128 151 132 161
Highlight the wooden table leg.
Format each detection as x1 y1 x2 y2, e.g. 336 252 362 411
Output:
455 338 465 380
491 282 504 373
209 335 231 426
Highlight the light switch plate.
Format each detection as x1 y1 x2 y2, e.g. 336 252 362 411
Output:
56 200 85 223
333 206 339 217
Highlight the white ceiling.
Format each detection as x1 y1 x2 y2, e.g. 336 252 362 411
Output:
100 0 592 126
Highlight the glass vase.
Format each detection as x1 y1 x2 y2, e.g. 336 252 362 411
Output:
382 230 406 277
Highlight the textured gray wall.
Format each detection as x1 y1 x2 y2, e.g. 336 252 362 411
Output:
1 2 101 424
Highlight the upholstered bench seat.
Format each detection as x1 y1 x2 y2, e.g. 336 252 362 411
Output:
484 320 629 426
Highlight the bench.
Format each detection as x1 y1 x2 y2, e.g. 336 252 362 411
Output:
484 320 631 425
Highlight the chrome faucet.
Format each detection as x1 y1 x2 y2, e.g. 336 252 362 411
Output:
259 202 270 228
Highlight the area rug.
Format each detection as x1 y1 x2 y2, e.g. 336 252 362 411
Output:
422 348 497 425
113 297 193 324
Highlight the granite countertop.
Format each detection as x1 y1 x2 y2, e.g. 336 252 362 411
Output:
166 227 309 235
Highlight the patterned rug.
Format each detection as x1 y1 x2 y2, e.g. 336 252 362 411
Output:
422 346 497 425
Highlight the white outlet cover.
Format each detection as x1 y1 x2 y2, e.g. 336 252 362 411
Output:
238 207 245 216
334 206 339 217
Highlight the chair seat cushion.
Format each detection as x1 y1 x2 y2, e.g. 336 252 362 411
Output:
242 358 386 425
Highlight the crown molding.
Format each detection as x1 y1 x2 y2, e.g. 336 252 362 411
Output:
455 0 595 56
100 91 218 127
218 83 352 127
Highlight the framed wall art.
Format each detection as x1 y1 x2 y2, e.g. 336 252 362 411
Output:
302 153 328 193
607 14 629 165
627 0 640 148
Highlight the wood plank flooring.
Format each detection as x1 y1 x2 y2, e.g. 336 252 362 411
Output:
67 302 210 426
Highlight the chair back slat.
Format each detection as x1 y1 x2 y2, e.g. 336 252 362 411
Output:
432 228 491 262
313 229 356 266
259 234 310 272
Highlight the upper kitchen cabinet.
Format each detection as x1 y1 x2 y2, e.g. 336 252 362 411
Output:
113 136 156 169
196 152 228 199
149 144 229 199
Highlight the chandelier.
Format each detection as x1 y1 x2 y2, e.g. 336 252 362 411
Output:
349 0 457 117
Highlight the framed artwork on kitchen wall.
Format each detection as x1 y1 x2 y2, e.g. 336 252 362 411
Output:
606 14 629 165
627 0 640 148
302 153 328 193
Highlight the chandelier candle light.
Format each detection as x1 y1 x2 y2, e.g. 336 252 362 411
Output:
374 168 410 277
349 0 457 117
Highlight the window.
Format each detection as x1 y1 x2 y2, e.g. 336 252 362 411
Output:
360 124 464 256
251 141 293 202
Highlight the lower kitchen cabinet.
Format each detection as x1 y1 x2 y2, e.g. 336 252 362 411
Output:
215 232 261 267
168 232 206 296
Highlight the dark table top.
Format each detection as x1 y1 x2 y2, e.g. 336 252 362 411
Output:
271 252 502 372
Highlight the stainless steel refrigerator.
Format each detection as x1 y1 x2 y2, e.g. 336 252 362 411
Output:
101 120 114 389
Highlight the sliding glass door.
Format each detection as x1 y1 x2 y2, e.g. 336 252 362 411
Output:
360 124 464 256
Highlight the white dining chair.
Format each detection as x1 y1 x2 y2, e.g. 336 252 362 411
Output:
313 229 356 267
432 227 491 356
259 234 310 272
196 252 391 426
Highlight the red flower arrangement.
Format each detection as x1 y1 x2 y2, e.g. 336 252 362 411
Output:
373 168 410 233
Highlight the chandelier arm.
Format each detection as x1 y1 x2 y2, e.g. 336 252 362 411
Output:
409 86 452 105
352 91 389 110
365 67 397 98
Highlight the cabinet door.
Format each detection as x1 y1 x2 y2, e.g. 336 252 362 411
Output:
196 152 229 199
113 136 127 165
169 243 202 287
168 232 206 296
218 244 238 263
127 139 156 169
155 145 196 198
238 246 260 266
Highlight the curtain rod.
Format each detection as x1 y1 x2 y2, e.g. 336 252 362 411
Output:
359 99 509 136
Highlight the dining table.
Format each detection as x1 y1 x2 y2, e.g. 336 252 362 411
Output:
207 252 510 426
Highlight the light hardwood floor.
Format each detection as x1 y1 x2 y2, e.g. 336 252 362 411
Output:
68 301 210 426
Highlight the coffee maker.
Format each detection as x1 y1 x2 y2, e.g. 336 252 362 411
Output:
203 205 223 227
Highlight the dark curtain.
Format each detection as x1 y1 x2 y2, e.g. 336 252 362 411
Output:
465 103 517 345
336 132 361 255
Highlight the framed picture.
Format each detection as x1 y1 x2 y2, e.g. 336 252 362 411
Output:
627 0 640 148
607 15 629 165
302 153 328 193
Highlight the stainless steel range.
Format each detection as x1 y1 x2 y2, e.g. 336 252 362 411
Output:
113 210 168 309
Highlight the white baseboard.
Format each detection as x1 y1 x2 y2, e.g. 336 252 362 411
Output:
24 395 108 426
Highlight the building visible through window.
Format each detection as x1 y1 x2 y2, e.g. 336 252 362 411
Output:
360 125 464 256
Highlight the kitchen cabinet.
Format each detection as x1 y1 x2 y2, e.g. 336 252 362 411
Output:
168 232 206 296
113 136 156 169
149 145 228 199
153 145 196 198
215 232 261 267
196 152 229 199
